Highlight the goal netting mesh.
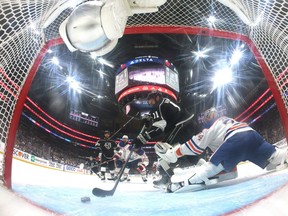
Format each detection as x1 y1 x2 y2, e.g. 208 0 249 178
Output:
0 0 287 187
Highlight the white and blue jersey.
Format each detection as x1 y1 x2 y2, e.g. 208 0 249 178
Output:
176 116 275 171
117 145 149 169
178 117 253 155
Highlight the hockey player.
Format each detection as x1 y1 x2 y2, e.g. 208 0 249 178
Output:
156 107 288 192
118 144 149 182
115 135 130 176
134 90 182 148
95 130 119 181
87 155 101 175
132 90 184 186
119 135 129 148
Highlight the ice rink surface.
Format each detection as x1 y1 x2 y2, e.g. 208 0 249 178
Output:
1 159 288 216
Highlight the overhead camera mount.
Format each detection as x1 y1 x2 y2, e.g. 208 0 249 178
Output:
52 0 167 56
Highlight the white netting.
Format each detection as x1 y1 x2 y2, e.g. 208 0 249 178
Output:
0 0 287 185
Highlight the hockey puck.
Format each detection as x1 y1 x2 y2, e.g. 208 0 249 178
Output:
81 196 91 203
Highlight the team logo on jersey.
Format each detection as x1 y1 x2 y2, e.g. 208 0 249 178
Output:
104 142 112 149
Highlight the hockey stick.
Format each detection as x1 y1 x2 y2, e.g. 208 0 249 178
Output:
92 143 135 197
109 112 139 139
92 125 146 197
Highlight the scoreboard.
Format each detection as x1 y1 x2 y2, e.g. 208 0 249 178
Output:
115 56 180 116
115 56 179 96
69 110 99 127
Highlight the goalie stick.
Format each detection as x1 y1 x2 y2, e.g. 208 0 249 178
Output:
92 143 135 197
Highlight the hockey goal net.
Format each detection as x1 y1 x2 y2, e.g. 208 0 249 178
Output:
0 0 287 188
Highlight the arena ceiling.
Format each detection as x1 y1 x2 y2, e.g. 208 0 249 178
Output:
24 32 269 138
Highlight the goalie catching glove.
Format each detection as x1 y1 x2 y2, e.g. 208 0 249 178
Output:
154 142 179 163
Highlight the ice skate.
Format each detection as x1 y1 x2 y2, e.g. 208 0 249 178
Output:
99 173 105 181
153 162 173 188
141 174 147 182
153 173 171 188
107 174 117 181
97 172 106 181
120 174 130 182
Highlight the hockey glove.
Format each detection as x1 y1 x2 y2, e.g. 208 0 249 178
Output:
142 114 152 127
137 163 146 173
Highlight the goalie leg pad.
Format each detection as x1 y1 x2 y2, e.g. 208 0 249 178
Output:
155 142 178 163
188 162 225 185
171 162 225 185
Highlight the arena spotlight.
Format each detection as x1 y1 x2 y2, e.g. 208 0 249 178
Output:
66 76 81 92
59 0 167 56
230 49 243 65
212 67 233 90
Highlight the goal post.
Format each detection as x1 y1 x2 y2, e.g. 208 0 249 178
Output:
0 0 287 189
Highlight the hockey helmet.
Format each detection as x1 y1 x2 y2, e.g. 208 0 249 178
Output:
147 90 162 100
104 130 110 134
122 135 128 139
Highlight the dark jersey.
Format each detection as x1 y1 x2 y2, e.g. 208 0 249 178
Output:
149 97 181 133
134 97 182 148
95 139 118 159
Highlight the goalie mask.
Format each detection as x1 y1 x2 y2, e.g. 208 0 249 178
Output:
202 107 219 128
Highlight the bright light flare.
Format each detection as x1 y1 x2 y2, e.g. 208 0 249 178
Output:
90 54 114 68
98 58 114 68
66 76 81 93
230 49 243 65
29 22 41 34
213 68 233 90
90 52 98 59
207 15 217 27
99 70 104 79
51 57 60 65
193 49 209 60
